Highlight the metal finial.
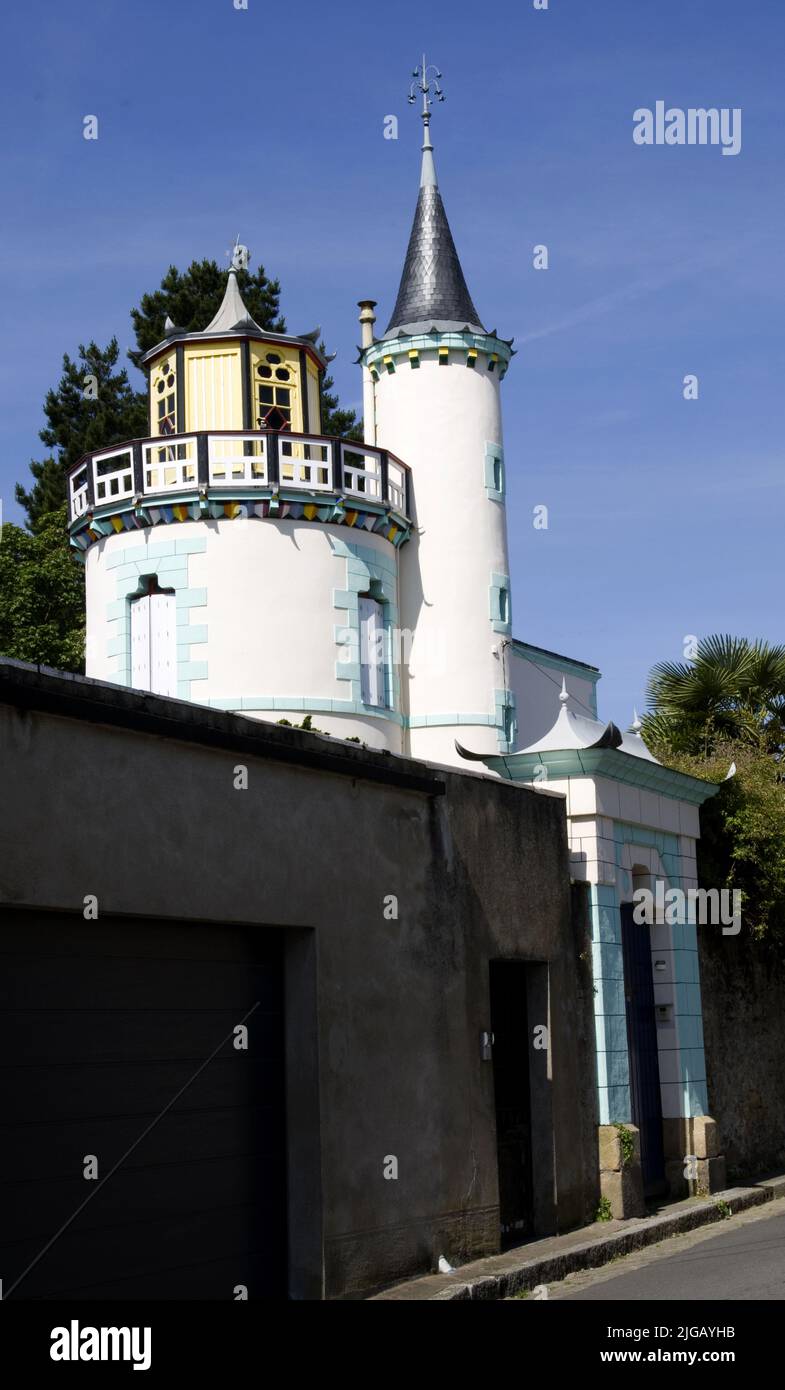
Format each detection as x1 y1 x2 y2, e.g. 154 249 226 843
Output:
631 707 643 734
559 678 570 705
225 235 251 272
408 55 445 150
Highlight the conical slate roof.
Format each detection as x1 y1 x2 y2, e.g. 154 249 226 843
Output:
384 137 484 338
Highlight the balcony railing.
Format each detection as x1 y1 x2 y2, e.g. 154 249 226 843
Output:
67 429 411 526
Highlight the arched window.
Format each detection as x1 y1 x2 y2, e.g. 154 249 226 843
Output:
130 578 177 696
359 594 386 708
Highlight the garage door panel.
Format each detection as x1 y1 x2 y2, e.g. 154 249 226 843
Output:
0 914 287 1300
3 1154 285 1245
0 1106 277 1182
1 955 281 1012
43 1254 275 1301
0 1004 283 1064
2 1058 283 1125
7 1203 283 1300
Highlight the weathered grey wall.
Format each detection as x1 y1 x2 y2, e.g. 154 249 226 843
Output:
699 929 785 1181
0 666 598 1297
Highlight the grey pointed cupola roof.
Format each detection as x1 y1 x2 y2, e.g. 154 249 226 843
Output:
384 122 485 339
203 267 264 334
139 244 329 368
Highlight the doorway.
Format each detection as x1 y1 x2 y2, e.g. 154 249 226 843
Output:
489 962 534 1246
620 902 666 1193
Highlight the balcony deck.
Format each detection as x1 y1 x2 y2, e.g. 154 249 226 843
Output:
67 429 413 552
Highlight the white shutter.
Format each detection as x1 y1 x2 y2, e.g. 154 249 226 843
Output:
149 592 177 696
359 597 384 707
130 591 176 696
130 596 151 690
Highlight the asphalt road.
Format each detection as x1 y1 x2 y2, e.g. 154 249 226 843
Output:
545 1199 785 1301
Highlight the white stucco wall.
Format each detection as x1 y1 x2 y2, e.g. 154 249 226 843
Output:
84 518 403 751
508 647 599 749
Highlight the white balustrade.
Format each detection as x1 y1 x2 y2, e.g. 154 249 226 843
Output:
278 434 333 491
74 432 410 519
341 445 382 501
70 463 89 519
93 447 134 506
143 437 198 493
386 456 407 513
208 434 268 485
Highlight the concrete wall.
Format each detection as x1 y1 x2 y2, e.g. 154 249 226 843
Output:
699 929 785 1181
0 663 597 1298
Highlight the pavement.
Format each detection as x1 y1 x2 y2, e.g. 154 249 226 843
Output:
542 1197 785 1300
370 1174 785 1300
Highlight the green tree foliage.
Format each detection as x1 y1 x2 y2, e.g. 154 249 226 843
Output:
129 259 286 368
642 635 785 758
644 636 785 943
0 508 85 670
318 340 361 440
15 340 147 529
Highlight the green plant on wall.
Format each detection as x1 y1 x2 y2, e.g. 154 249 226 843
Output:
595 1195 613 1222
616 1124 635 1169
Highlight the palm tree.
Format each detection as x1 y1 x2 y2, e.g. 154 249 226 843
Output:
642 636 785 758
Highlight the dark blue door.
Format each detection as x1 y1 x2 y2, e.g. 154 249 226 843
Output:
620 904 665 1193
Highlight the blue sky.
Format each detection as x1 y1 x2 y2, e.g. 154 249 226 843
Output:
1 0 783 724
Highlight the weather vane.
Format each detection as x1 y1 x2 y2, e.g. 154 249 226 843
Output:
408 55 444 138
225 235 250 272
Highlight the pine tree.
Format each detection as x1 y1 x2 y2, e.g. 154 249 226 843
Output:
319 341 361 440
15 340 147 529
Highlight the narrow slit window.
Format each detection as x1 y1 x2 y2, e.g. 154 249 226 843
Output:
359 595 386 708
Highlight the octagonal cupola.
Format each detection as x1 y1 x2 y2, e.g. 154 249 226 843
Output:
140 243 328 440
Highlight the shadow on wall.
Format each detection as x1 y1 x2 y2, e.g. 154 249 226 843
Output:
698 929 785 1180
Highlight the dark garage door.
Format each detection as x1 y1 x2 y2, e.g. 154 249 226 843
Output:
0 912 286 1300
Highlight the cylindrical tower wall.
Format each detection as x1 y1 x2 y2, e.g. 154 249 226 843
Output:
371 338 513 761
84 518 403 751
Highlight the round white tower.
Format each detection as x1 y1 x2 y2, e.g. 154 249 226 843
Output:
68 244 413 751
362 63 516 765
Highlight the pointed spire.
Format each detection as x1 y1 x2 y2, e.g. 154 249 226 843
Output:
203 242 263 334
384 61 484 338
203 267 263 334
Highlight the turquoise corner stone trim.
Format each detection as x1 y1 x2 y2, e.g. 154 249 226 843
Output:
589 883 632 1125
104 536 207 699
331 537 401 714
494 687 517 751
207 695 405 726
489 571 512 636
484 443 505 503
